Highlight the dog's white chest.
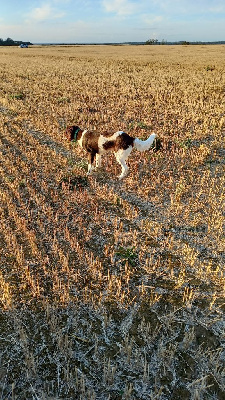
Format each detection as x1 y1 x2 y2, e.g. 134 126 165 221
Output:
78 129 88 148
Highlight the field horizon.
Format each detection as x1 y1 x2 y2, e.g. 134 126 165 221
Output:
0 45 224 399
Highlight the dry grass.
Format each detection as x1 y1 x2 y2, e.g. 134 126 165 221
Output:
0 45 224 399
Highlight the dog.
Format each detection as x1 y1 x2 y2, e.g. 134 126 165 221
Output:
65 125 161 179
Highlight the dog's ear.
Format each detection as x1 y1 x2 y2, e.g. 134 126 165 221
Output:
65 126 80 141
65 126 74 141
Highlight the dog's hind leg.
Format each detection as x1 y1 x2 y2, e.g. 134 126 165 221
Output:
118 159 128 180
115 146 133 180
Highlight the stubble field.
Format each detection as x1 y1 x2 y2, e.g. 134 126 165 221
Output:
0 44 224 399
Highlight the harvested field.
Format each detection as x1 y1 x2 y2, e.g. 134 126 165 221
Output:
0 45 224 399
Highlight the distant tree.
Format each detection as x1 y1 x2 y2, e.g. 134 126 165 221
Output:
0 38 33 46
161 39 167 45
145 38 158 45
5 37 14 46
180 40 190 45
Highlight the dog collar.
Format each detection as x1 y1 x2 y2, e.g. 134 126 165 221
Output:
72 127 81 142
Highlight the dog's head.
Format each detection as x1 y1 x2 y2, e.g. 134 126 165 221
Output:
65 125 81 142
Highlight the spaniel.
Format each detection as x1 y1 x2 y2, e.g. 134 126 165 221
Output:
65 125 160 179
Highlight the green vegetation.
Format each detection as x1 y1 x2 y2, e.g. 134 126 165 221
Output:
0 37 32 46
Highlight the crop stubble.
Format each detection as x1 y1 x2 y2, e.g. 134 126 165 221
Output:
0 45 224 399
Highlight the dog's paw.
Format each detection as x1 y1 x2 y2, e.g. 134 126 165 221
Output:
87 165 94 175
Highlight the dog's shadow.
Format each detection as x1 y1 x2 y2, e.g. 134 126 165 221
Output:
59 175 89 190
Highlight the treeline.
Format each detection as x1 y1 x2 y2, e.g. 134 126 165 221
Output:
0 37 33 46
145 39 225 45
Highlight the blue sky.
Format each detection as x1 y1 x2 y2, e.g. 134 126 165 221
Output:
0 0 225 43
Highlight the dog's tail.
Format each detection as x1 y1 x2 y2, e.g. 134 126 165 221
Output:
133 133 158 152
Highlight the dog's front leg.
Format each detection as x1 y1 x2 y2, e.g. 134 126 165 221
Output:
96 154 102 168
87 151 96 175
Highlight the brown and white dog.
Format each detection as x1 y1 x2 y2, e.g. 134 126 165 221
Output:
65 125 160 179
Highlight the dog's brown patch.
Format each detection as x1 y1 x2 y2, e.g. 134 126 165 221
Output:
115 133 135 151
82 131 100 153
103 140 115 151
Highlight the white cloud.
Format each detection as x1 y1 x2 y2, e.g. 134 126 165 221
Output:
143 14 164 24
102 0 137 16
27 3 65 22
52 0 71 3
209 5 225 13
151 0 225 15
